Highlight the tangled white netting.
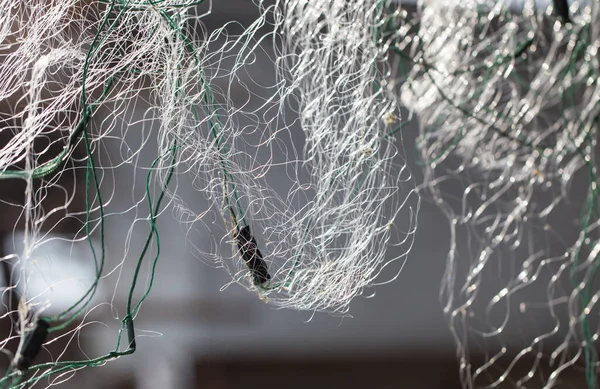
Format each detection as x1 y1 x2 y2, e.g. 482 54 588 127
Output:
0 0 418 386
395 0 600 387
5 0 600 387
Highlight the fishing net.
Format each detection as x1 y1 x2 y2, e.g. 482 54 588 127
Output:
392 0 600 387
6 0 600 387
0 0 418 387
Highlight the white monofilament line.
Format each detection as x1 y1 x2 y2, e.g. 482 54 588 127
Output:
155 0 418 313
0 0 418 384
400 0 600 388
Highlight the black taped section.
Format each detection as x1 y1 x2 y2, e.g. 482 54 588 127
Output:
126 317 136 351
16 319 49 371
554 0 570 24
236 225 271 285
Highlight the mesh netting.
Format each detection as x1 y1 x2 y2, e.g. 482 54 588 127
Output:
5 0 600 388
0 0 418 386
392 0 600 387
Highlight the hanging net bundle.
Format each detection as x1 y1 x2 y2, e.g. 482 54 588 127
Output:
0 0 418 386
392 0 600 387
